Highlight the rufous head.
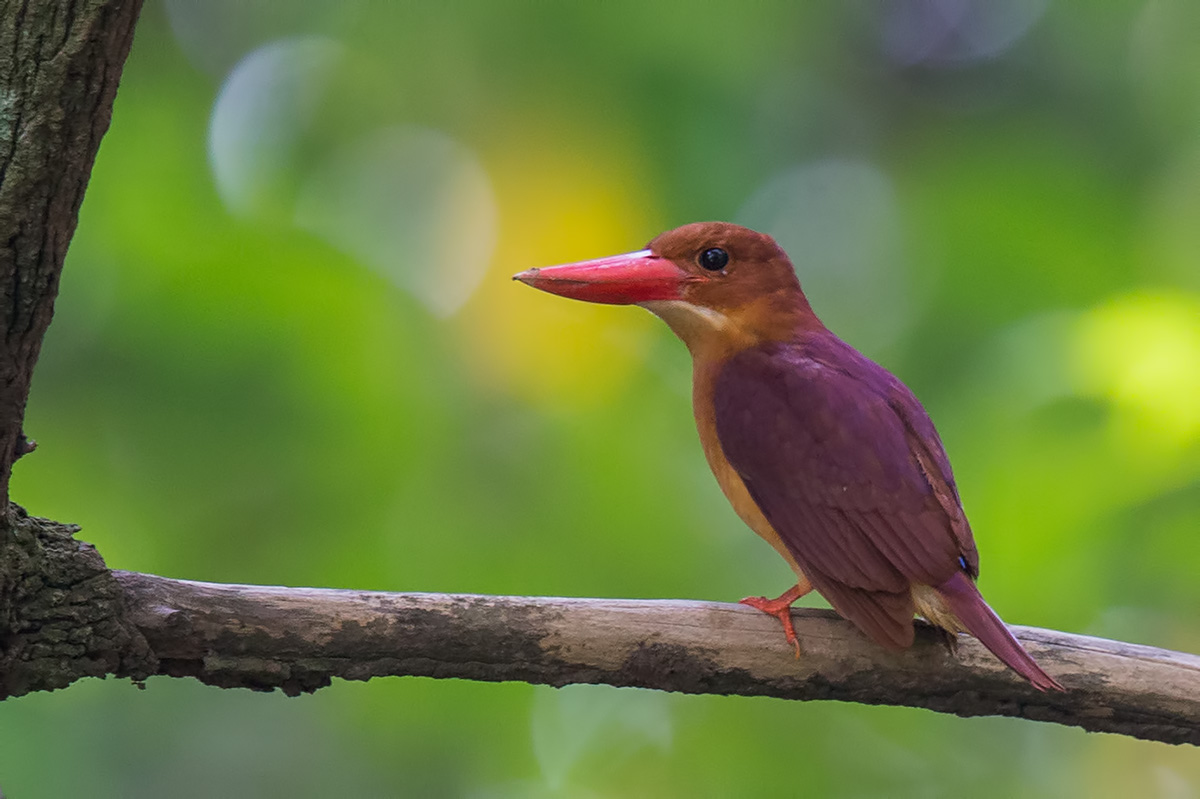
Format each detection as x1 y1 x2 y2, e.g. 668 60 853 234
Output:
514 222 820 353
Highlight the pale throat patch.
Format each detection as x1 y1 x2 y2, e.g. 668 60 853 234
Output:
641 300 730 339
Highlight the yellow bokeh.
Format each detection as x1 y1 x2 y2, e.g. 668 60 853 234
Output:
1073 290 1200 447
456 124 663 407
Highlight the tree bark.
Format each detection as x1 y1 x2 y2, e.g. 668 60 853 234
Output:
0 508 152 695
0 0 148 697
0 0 143 504
111 569 1200 746
2 507 1197 746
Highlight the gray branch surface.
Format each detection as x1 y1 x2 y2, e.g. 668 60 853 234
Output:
115 570 1200 746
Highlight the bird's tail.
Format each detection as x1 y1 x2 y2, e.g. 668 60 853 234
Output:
935 572 1064 692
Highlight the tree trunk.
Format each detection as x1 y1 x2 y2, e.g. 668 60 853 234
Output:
0 0 143 503
0 0 148 693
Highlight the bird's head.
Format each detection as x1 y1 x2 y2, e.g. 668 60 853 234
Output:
514 222 820 354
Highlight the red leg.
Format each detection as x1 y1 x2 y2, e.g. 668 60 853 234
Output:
740 579 813 658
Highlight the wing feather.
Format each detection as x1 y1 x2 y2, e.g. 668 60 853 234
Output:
713 336 976 648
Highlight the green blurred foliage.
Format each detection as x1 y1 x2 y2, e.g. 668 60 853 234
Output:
2 1 1199 796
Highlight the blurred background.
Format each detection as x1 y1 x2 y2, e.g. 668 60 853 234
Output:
2 0 1198 795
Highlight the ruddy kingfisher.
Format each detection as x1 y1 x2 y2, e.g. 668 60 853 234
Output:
514 222 1062 691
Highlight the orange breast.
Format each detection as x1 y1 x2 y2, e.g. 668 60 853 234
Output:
692 359 805 578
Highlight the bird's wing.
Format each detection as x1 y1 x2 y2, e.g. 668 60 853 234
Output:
712 338 976 649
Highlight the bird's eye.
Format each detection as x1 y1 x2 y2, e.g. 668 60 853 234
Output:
698 247 729 271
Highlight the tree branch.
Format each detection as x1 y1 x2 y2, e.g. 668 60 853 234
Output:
113 569 1200 746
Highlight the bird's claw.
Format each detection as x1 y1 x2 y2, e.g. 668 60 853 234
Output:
740 594 802 658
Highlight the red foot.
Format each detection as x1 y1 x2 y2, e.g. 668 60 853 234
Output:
740 583 808 658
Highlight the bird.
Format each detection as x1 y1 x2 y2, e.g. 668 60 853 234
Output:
513 221 1063 691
